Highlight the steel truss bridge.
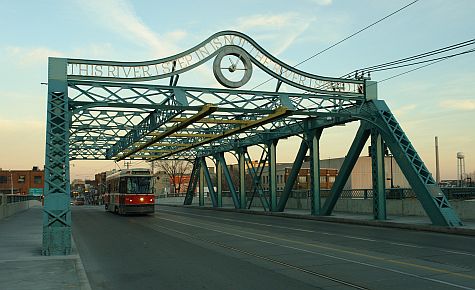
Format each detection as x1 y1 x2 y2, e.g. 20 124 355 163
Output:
43 31 463 255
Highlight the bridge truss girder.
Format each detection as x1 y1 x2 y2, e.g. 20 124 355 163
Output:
67 80 362 161
44 31 464 255
66 80 464 226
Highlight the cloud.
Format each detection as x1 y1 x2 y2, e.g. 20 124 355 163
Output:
4 47 63 65
77 0 182 58
237 13 301 30
309 0 333 5
235 12 316 56
164 30 188 42
3 43 119 67
393 103 417 116
439 99 475 111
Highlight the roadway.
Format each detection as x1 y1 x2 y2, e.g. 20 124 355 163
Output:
72 205 475 290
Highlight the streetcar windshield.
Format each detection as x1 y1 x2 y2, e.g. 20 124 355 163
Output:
127 177 151 194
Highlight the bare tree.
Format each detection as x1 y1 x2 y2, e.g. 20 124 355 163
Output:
153 160 192 194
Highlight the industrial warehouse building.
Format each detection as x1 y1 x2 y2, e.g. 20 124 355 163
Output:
0 167 44 195
257 156 408 191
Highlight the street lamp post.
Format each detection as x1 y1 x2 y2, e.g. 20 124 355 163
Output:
390 155 394 188
9 170 13 194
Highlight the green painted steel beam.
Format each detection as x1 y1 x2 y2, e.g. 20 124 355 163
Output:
321 122 371 216
184 159 200 205
238 149 247 209
202 158 218 207
276 138 308 212
268 140 278 211
371 130 387 220
115 104 217 161
43 57 72 255
217 153 240 208
216 155 223 207
244 150 270 211
199 159 205 206
151 106 291 160
310 129 323 216
369 100 463 227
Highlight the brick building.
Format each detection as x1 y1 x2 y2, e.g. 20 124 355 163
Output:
0 167 44 195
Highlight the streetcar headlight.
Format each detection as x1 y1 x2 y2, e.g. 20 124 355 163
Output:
129 199 133 202
150 198 153 202
140 197 144 202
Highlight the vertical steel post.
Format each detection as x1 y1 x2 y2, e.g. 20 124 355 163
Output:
43 57 71 255
371 130 387 220
276 139 308 212
435 136 440 185
202 158 217 207
309 129 323 216
218 154 239 208
268 140 278 211
216 155 223 207
199 158 205 206
321 122 371 215
238 149 246 209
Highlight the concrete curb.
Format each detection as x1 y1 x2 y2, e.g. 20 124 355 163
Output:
159 204 475 236
72 237 92 290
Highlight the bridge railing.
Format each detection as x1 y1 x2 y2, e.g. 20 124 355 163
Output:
0 194 42 220
4 194 42 204
156 187 475 201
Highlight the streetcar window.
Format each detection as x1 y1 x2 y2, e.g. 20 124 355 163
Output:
127 177 151 194
119 177 127 194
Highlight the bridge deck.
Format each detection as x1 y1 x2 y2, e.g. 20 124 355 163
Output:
74 205 475 290
1 206 475 289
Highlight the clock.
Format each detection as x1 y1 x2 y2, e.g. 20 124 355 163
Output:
213 46 253 88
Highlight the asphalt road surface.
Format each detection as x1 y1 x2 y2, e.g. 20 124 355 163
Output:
72 205 475 290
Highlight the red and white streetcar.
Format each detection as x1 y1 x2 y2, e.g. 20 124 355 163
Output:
104 168 155 215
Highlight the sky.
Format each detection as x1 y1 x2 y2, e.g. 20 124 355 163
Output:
0 0 474 180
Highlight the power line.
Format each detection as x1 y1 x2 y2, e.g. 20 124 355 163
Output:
377 49 475 84
355 39 475 73
366 48 475 73
250 0 421 90
318 39 475 90
294 0 420 67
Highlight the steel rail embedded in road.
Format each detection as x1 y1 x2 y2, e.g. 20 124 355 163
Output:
147 222 368 290
150 210 475 290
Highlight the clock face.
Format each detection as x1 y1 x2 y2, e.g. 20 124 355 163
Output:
213 47 253 88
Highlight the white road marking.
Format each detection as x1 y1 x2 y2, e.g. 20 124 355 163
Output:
159 208 475 257
153 216 474 290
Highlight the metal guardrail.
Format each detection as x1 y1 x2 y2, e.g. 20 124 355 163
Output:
3 194 42 204
157 187 475 201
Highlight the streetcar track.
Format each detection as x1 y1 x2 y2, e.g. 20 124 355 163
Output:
141 221 369 290
159 208 475 257
149 213 474 289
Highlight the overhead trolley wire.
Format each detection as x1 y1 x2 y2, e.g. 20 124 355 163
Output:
345 39 475 77
250 0 421 91
293 0 421 68
320 38 475 89
377 48 475 84
366 47 475 73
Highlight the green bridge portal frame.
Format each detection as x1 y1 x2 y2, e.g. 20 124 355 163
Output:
44 31 462 255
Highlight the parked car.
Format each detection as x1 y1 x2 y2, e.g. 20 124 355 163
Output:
74 197 85 206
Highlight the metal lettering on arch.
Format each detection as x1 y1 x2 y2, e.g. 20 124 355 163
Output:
44 30 462 255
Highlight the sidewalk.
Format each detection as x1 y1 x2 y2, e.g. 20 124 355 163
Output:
0 206 90 290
